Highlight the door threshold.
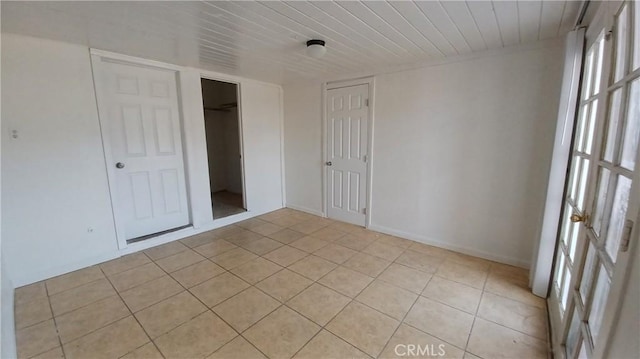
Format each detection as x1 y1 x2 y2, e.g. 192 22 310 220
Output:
127 225 192 244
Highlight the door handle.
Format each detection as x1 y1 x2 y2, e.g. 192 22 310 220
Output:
570 213 587 223
325 161 332 166
115 162 125 169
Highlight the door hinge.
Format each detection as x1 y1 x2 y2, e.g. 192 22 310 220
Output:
620 219 634 252
363 154 367 163
365 98 369 107
363 208 367 215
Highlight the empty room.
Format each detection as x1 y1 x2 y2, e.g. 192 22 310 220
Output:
1 1 638 359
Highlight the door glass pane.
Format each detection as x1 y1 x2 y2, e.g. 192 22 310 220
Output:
569 157 582 202
576 108 589 152
634 1 640 70
570 222 580 261
588 265 611 344
578 341 588 359
614 4 629 82
593 38 605 95
621 78 640 170
585 100 599 154
584 51 595 98
604 89 623 162
577 158 590 209
561 263 572 310
592 168 612 236
580 242 598 303
566 308 582 358
605 175 632 262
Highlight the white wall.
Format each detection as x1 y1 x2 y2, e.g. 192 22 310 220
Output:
2 34 120 286
1 33 284 287
283 41 564 267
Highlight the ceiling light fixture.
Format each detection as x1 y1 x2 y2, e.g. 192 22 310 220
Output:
306 39 326 58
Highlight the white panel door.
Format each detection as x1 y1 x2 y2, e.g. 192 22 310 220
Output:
326 84 369 226
93 58 190 241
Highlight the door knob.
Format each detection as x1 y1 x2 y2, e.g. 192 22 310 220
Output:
325 161 332 166
570 213 586 223
115 162 125 169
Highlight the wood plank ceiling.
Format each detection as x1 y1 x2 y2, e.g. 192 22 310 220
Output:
1 1 582 84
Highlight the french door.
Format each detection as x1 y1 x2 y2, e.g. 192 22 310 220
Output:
549 2 640 358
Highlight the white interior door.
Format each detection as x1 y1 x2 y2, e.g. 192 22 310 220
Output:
325 84 369 226
549 2 640 358
93 56 190 241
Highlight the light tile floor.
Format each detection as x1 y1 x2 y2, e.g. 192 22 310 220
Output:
14 209 549 359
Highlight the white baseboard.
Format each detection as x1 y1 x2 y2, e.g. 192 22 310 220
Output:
368 223 530 269
285 204 325 217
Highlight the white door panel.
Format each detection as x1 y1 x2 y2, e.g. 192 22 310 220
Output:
326 84 369 226
94 58 190 240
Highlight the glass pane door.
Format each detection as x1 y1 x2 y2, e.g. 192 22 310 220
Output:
550 2 640 358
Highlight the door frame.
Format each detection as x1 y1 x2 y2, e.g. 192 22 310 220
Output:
199 74 248 213
322 77 375 227
90 49 192 249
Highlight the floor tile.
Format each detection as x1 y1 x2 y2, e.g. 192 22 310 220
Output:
121 342 164 359
250 222 284 236
287 283 351 326
46 266 104 295
100 253 151 276
335 234 374 251
155 249 205 273
395 250 444 274
477 292 547 339
256 269 312 302
56 295 130 343
180 231 218 249
14 296 52 329
207 336 266 359
409 242 452 258
375 235 413 249
263 245 308 267
446 253 493 271
463 352 482 359
484 272 545 308
225 230 264 247
326 301 399 357
144 241 189 261
213 287 280 332
466 318 547 359
267 228 306 244
135 291 207 338
422 276 482 314
362 242 405 261
120 276 183 313
378 263 431 294
290 236 329 253
170 260 226 288
16 319 59 359
190 272 250 307
230 257 282 284
14 282 47 306
63 316 148 359
309 227 347 242
288 255 337 281
193 239 237 258
269 215 306 228
436 261 488 289
318 266 373 298
109 262 165 292
379 324 465 359
314 243 358 264
294 330 368 359
236 218 269 230
343 252 391 277
244 306 320 359
154 311 237 359
49 278 116 316
356 280 417 320
211 247 258 270
290 220 328 235
404 297 474 348
31 346 64 359
238 237 283 256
